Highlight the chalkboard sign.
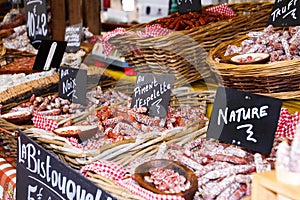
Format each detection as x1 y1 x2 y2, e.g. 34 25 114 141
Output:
33 40 67 71
59 66 87 105
65 23 82 53
24 0 49 49
131 73 174 118
177 0 201 14
207 87 282 155
17 130 116 200
268 0 300 27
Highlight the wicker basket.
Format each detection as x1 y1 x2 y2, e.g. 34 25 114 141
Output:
25 122 207 199
108 2 274 87
206 35 300 99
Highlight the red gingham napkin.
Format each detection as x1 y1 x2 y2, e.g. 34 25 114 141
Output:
81 160 185 200
67 137 84 149
206 3 236 18
102 24 174 57
102 27 127 58
275 108 300 139
136 24 174 39
32 111 59 132
81 160 127 181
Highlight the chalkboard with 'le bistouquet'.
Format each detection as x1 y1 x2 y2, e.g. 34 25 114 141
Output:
17 130 116 200
177 0 201 14
59 66 87 105
131 73 174 118
207 87 282 155
24 0 49 49
268 0 300 27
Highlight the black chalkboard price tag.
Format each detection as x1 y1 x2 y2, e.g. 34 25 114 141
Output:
59 66 87 105
207 87 282 155
24 0 49 49
17 130 116 200
65 23 82 53
177 0 201 14
131 73 174 118
33 40 67 71
268 0 300 27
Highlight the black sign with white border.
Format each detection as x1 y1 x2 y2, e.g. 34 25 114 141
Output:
33 40 67 71
177 0 201 14
207 87 282 155
17 130 116 200
131 73 174 118
24 0 49 49
59 66 87 105
268 0 300 27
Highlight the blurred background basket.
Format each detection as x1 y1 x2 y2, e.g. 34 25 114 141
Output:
108 2 274 87
206 35 300 100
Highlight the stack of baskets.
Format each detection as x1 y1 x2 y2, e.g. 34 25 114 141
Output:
207 35 300 100
108 2 274 87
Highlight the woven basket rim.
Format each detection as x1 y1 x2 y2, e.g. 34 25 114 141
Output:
109 2 274 45
207 35 300 76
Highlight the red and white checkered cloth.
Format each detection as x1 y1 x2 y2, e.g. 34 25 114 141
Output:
81 160 184 200
102 24 174 57
0 157 16 200
81 160 127 181
67 137 84 149
32 111 59 132
275 108 300 139
136 24 174 39
205 3 236 18
102 27 127 58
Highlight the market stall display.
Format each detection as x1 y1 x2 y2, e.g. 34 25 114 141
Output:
0 1 300 200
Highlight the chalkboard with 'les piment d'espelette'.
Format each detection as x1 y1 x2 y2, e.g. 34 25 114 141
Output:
207 87 282 155
268 0 300 27
177 0 201 14
24 0 49 49
131 73 174 118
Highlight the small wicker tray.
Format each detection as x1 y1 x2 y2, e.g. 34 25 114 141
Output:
108 2 274 87
207 35 300 99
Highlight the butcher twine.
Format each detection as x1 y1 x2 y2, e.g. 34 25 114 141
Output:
102 4 236 58
81 160 185 200
32 111 59 132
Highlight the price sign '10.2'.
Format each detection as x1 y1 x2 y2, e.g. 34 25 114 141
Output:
25 0 49 49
